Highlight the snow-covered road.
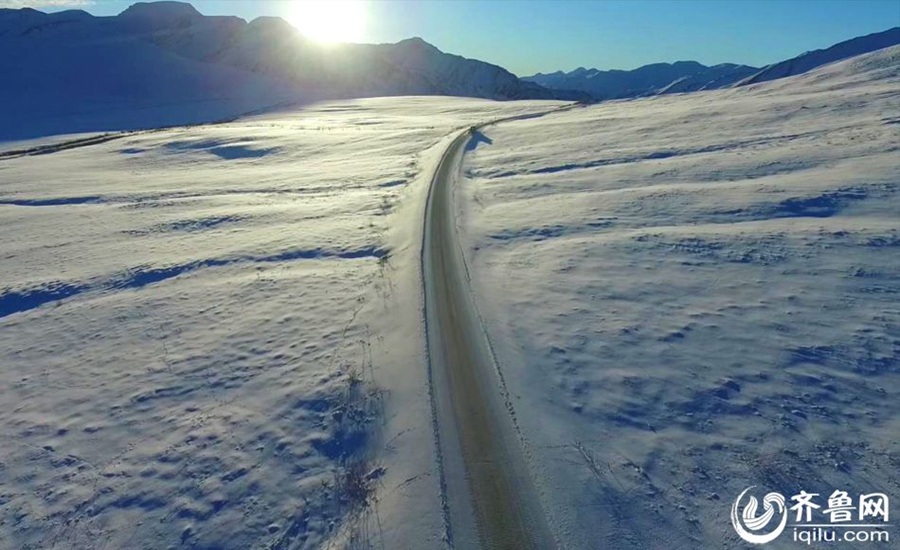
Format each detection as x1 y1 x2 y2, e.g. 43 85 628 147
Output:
423 127 556 549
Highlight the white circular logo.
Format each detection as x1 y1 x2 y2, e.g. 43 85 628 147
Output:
731 486 788 544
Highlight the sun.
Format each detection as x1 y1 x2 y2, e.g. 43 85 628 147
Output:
287 0 367 44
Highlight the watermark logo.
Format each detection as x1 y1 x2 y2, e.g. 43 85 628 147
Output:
731 486 788 544
731 487 891 545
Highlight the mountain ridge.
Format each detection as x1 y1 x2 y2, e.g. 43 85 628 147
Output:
0 2 590 139
524 60 760 100
0 2 585 102
1 2 897 140
738 26 900 86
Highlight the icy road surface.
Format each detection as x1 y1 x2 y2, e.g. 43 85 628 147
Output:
423 128 556 549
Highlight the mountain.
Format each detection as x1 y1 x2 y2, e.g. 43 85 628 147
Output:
656 63 759 94
737 27 900 86
0 2 585 140
524 27 900 101
524 61 759 100
0 6 300 141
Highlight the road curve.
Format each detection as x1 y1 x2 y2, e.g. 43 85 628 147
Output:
422 128 557 550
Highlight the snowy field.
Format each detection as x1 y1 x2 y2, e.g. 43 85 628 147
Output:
0 96 558 550
461 47 900 548
2 36 898 550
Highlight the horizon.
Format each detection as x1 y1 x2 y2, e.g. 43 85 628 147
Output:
8 0 898 76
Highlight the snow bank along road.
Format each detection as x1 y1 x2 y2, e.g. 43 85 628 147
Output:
423 123 558 549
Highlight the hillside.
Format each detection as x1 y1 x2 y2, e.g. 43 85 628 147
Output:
738 26 900 86
462 45 900 549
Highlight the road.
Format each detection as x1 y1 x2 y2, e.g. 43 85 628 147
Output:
422 127 557 550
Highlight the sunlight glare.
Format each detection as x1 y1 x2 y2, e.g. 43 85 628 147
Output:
287 0 367 44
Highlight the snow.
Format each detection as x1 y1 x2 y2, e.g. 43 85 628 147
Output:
0 96 559 549
460 46 900 548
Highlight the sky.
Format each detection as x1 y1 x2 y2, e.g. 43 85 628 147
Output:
10 0 900 75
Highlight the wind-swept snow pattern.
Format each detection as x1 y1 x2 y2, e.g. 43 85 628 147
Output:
460 46 900 549
0 96 558 549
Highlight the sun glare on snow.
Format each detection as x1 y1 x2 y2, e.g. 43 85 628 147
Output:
287 0 367 44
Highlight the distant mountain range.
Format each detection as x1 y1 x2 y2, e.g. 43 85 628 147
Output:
524 61 759 100
0 1 591 139
0 1 897 140
0 2 587 102
525 27 900 100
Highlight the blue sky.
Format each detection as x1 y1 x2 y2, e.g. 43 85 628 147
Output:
18 0 900 75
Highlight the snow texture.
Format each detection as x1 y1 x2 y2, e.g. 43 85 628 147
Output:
461 46 900 549
0 96 558 550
